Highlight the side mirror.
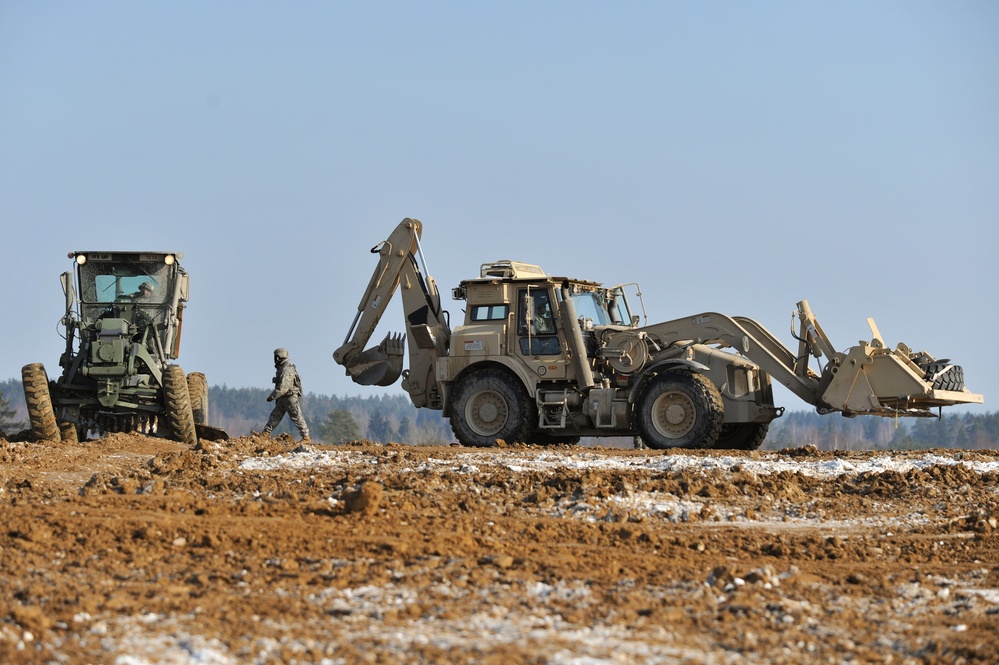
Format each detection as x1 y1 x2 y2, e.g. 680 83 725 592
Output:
178 272 190 302
60 271 76 316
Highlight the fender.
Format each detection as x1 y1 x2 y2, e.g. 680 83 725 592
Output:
628 357 710 404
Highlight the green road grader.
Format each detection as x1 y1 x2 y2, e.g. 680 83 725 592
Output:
23 251 220 445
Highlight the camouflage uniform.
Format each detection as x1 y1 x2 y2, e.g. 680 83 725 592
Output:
134 281 155 301
262 348 310 441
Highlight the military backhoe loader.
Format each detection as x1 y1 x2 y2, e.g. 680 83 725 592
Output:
334 218 983 449
22 251 225 445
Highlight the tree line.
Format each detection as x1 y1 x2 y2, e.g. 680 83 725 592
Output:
0 378 451 445
204 384 453 444
1 378 996 449
761 409 999 451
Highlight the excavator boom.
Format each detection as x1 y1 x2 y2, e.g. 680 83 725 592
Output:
333 218 450 407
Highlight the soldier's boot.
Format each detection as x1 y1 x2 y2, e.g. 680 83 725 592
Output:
299 429 311 443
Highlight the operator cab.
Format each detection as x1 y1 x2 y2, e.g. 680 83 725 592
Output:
65 251 188 365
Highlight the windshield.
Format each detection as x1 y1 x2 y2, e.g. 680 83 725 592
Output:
608 286 632 326
570 287 633 327
79 261 172 305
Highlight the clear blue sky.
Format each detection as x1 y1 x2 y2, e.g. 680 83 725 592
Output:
1 2 995 414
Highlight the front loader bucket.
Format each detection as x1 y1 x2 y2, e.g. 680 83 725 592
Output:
820 342 984 416
344 333 405 387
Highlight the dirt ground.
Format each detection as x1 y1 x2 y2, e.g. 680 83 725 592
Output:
1 432 997 664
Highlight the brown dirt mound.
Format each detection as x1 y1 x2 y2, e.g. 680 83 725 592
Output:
1 434 997 663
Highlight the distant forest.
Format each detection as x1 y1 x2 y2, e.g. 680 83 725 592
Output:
1 378 996 450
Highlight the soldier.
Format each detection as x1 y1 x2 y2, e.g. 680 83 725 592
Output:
533 297 555 334
261 348 310 441
124 281 155 301
135 281 155 300
118 281 155 303
128 281 156 344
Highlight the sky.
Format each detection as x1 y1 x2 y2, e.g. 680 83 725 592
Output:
1 1 996 416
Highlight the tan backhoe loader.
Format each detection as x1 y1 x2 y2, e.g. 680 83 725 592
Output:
334 218 983 449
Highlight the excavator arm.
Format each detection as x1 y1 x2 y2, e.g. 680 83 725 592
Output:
333 218 451 408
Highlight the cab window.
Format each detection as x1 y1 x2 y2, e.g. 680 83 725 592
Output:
470 304 508 321
517 289 561 355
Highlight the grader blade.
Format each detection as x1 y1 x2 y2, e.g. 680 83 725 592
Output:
195 423 230 442
344 332 405 387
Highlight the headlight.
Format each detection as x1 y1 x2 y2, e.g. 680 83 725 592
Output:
75 254 87 265
164 255 175 265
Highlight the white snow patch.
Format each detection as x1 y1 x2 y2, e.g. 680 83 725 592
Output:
239 449 999 480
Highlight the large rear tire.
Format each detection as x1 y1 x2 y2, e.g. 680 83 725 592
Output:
187 372 209 425
713 422 769 450
636 371 724 450
450 369 533 447
21 363 60 442
163 364 198 446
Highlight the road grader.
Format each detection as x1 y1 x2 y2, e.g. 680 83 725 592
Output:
336 218 983 449
22 251 220 445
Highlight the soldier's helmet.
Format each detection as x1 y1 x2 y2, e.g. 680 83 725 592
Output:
274 348 289 360
139 281 154 293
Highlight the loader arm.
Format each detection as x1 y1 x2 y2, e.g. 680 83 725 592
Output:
643 306 825 406
643 300 983 417
332 218 451 408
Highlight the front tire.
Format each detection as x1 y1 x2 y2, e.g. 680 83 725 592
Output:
450 369 533 447
22 363 60 442
635 371 724 449
163 364 198 446
187 372 209 425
